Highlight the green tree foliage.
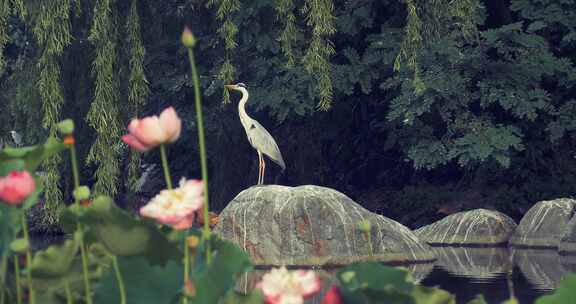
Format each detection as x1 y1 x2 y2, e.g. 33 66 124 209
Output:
0 0 575 224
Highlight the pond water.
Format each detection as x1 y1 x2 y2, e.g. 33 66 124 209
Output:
30 235 570 303
235 246 572 303
418 246 564 303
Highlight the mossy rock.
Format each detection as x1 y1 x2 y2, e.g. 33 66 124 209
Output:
214 185 434 266
414 209 516 245
509 198 576 248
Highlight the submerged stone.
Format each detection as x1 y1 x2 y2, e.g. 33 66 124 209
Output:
214 185 434 266
414 209 516 245
509 198 576 248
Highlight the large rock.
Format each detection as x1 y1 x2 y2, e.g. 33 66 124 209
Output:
214 185 434 266
414 209 516 245
559 215 576 253
509 198 576 248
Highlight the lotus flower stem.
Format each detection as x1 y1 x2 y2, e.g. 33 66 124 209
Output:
367 232 374 257
68 140 92 304
159 144 187 303
13 256 22 304
111 256 126 304
187 46 212 265
183 239 189 304
1 254 8 304
20 214 34 304
63 277 73 304
159 144 173 190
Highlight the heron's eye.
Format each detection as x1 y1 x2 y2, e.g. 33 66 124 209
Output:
237 83 246 88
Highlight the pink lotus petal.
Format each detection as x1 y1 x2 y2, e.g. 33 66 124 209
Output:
159 107 182 143
122 134 152 152
320 286 342 304
0 171 36 205
132 116 166 146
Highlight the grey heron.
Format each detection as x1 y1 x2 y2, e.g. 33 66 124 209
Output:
225 83 286 185
9 130 22 147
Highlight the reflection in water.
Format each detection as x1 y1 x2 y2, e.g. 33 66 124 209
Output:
512 248 576 291
433 247 512 281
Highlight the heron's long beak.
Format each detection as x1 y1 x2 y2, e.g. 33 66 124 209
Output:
224 84 236 90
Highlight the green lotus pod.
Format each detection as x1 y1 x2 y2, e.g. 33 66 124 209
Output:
56 119 75 135
73 186 91 201
10 238 29 253
357 219 372 233
30 238 79 278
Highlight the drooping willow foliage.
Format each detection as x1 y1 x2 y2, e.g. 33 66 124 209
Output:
33 1 73 213
207 0 241 103
275 0 298 68
125 0 149 193
86 0 122 197
301 0 335 110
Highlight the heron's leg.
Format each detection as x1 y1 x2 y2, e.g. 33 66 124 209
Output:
257 151 263 185
262 157 266 185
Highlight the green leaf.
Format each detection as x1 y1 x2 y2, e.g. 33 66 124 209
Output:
0 159 26 176
221 290 263 304
0 204 22 258
502 297 519 304
30 235 79 278
411 285 455 304
64 196 180 265
337 262 454 304
536 275 576 304
0 137 66 173
466 294 487 304
94 256 183 304
188 236 253 303
9 238 29 253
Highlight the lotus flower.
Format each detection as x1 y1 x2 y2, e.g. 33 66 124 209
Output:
122 106 182 152
140 178 203 230
0 171 35 205
257 266 321 304
320 286 342 304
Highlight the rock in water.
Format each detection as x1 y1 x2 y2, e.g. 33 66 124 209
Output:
414 209 516 245
509 198 576 248
214 185 434 266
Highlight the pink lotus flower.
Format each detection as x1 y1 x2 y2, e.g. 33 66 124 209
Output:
122 106 182 152
0 171 36 205
257 267 322 304
320 286 342 304
140 178 203 230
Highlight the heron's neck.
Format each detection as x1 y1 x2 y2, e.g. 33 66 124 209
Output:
238 88 251 121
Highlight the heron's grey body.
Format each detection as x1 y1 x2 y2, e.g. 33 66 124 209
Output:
9 130 22 147
226 83 285 185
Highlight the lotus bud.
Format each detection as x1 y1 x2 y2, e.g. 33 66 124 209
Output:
181 26 196 48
